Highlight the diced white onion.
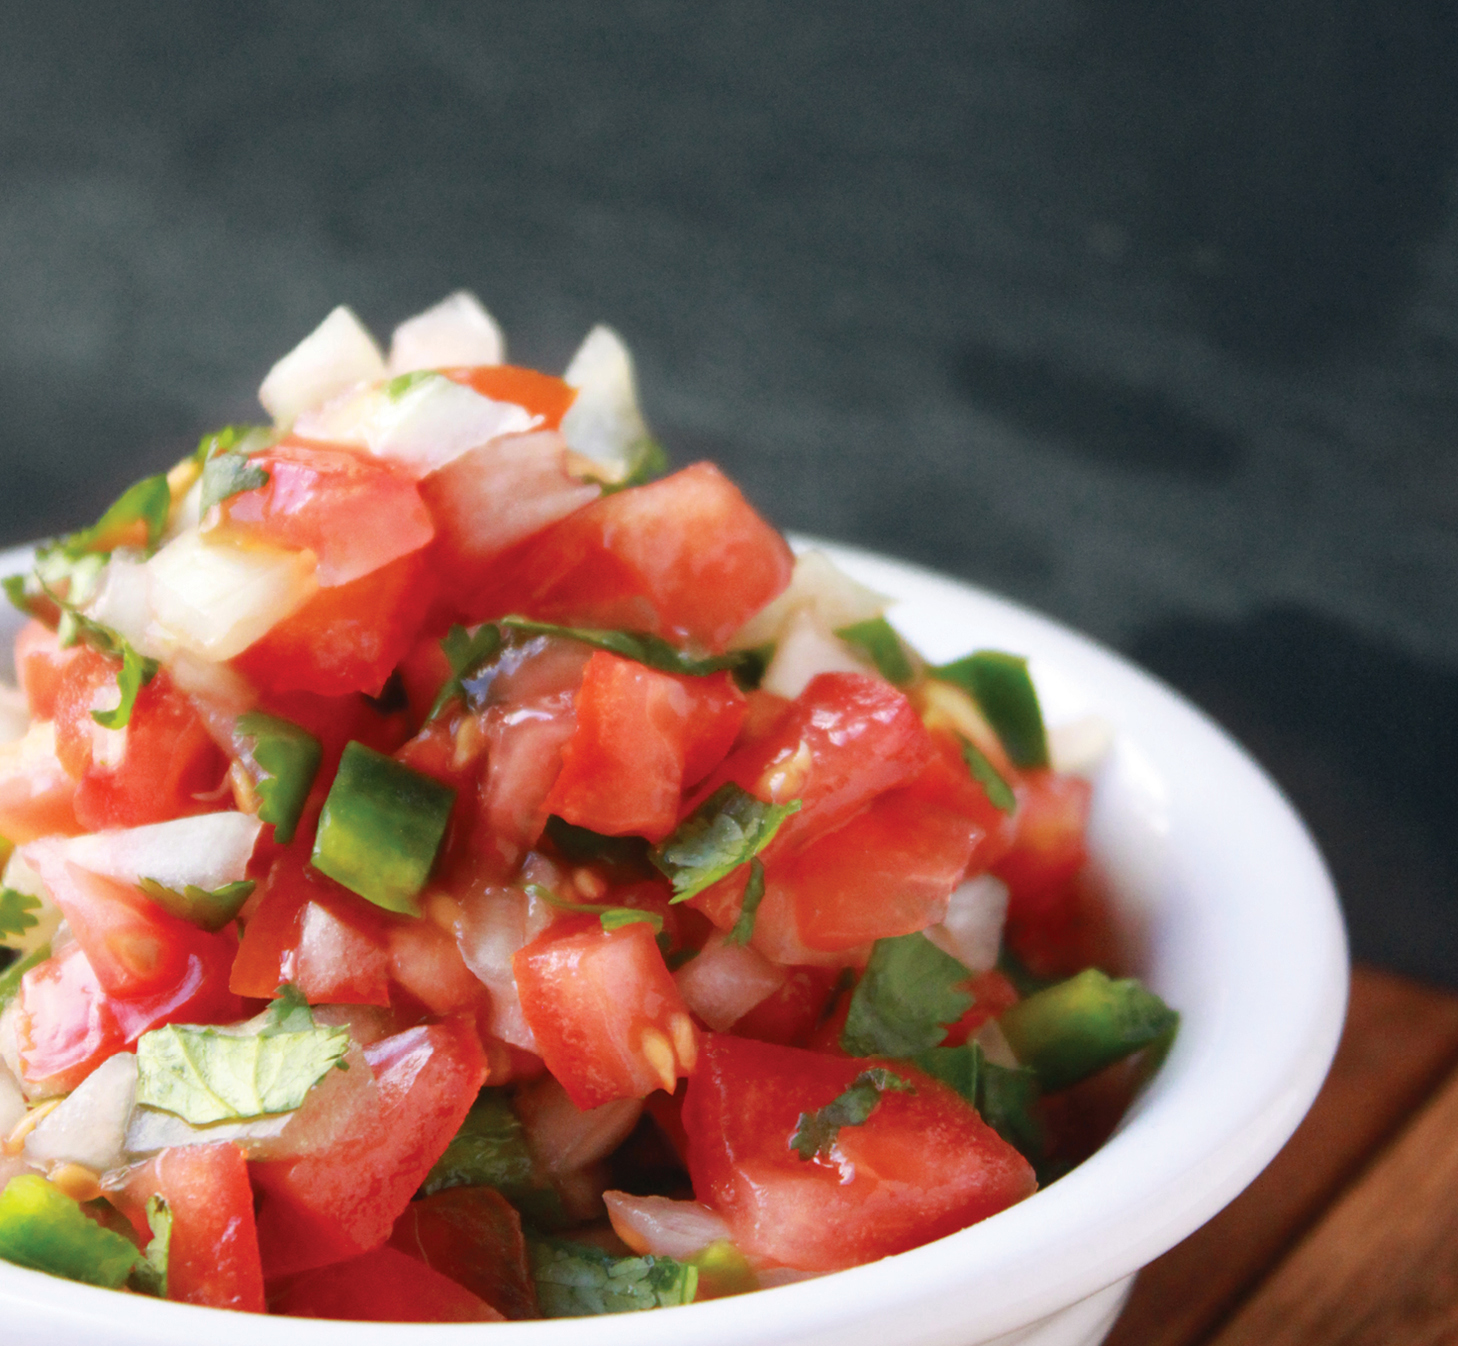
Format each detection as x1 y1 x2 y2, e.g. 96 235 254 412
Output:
124 1105 292 1155
388 291 505 373
147 530 317 660
731 549 890 651
0 1058 26 1136
559 324 651 473
973 1019 1021 1068
515 1074 642 1177
59 812 263 894
1 850 63 957
1048 714 1116 777
924 874 1009 975
760 605 873 700
258 306 386 424
453 884 555 1050
82 550 158 657
604 1192 730 1260
24 1052 137 1173
0 685 28 748
674 933 786 1032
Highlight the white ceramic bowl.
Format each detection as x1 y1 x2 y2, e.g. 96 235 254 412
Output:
0 538 1347 1346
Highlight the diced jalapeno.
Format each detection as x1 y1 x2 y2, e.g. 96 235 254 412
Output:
0 1175 140 1288
998 968 1178 1092
835 616 914 685
910 1043 1045 1162
932 650 1049 769
136 879 255 933
311 741 455 916
235 711 323 845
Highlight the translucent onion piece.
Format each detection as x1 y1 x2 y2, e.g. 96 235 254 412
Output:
604 1191 731 1260
731 549 890 651
760 605 873 701
674 933 786 1032
924 874 1009 975
259 306 386 424
515 1074 642 1178
0 1058 27 1137
24 1052 137 1173
57 812 263 895
453 884 555 1051
1048 714 1116 777
388 291 505 373
559 324 650 472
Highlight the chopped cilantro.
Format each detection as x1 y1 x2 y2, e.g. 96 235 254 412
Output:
840 933 975 1058
530 1237 697 1316
0 888 40 944
385 369 440 399
790 1067 914 1161
128 1195 171 1298
597 436 670 494
136 878 255 933
199 446 270 515
932 651 1049 769
429 623 504 719
90 641 159 730
56 474 173 557
525 883 665 937
960 737 1017 813
194 423 271 465
0 944 47 1012
835 616 914 685
134 995 349 1124
234 711 323 845
500 615 761 681
724 857 766 946
651 783 800 903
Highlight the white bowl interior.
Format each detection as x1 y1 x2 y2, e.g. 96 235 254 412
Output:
0 539 1348 1346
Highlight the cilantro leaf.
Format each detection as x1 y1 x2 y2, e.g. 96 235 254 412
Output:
428 623 504 719
530 1237 697 1317
840 933 975 1058
128 1195 171 1298
932 651 1049 769
0 945 48 1012
234 711 323 845
835 616 914 685
58 474 173 557
724 857 766 946
0 888 40 944
134 1005 349 1124
90 642 160 731
544 815 650 869
194 424 272 465
651 783 800 903
960 737 1017 813
597 437 670 495
421 1089 566 1227
385 369 440 399
199 447 270 515
524 883 665 937
137 878 254 933
0 1174 141 1288
261 983 320 1035
790 1067 914 1161
500 615 760 680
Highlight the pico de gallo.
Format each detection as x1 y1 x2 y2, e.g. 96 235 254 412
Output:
0 293 1176 1322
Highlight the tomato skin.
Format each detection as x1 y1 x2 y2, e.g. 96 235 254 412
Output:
14 621 84 720
16 937 244 1092
53 651 227 832
221 438 435 586
389 1186 537 1320
463 462 794 652
268 1244 504 1323
683 1035 1037 1271
687 673 935 930
513 916 697 1110
251 1016 488 1277
542 654 746 841
233 549 432 698
443 365 577 427
110 1143 265 1312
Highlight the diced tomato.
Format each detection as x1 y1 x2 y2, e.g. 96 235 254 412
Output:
443 364 577 427
993 770 1092 912
110 1143 264 1313
0 721 81 843
389 1187 537 1320
387 917 493 1021
251 1017 487 1277
268 1244 503 1323
542 654 746 841
683 1035 1036 1271
233 550 432 698
231 850 392 1005
729 965 842 1047
220 438 435 586
14 621 84 720
52 649 227 831
22 842 235 999
463 463 794 652
687 673 935 930
940 969 1022 1046
419 433 601 629
513 916 696 1110
15 937 243 1093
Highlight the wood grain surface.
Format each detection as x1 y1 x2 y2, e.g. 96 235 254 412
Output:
1104 965 1458 1346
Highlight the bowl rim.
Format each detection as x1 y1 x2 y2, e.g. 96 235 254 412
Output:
0 537 1349 1345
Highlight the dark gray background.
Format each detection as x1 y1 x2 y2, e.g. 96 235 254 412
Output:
2 3 1455 982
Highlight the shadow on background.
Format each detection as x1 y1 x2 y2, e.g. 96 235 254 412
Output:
1132 606 1458 983
1084 0 1458 360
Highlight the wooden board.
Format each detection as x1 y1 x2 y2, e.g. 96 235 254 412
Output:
1103 965 1458 1346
